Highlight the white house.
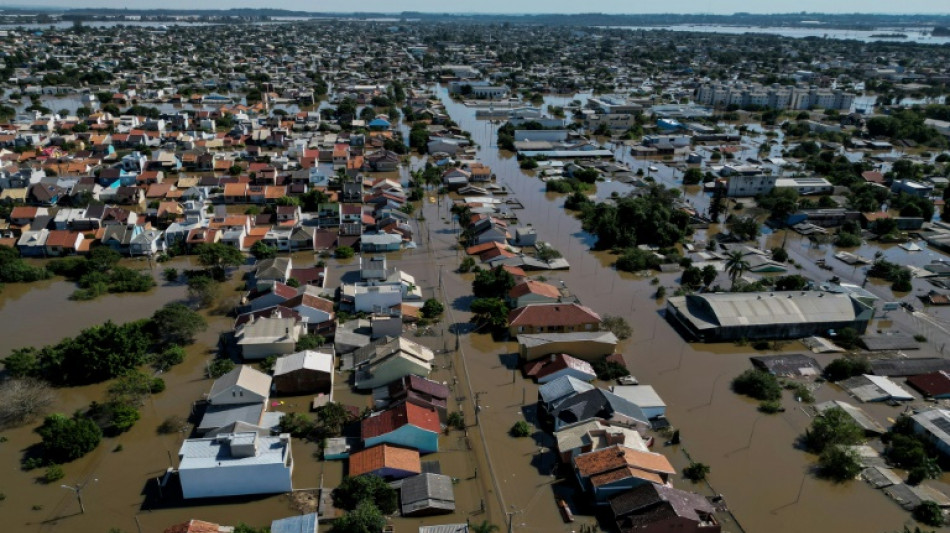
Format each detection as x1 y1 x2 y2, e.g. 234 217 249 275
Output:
178 432 293 499
236 317 303 360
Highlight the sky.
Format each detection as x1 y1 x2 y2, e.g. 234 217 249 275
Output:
10 1 950 15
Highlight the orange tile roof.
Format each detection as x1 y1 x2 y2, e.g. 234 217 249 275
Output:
348 444 421 477
509 280 561 300
575 445 675 480
508 303 601 328
362 402 440 439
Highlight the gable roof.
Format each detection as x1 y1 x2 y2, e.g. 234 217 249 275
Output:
575 444 676 481
609 484 716 530
400 473 456 515
208 365 272 403
539 375 596 405
553 388 649 427
273 350 334 376
509 280 561 300
362 402 441 439
508 303 602 328
524 353 596 381
349 444 421 477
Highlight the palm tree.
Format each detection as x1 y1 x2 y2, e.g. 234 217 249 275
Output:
470 521 499 533
725 250 750 290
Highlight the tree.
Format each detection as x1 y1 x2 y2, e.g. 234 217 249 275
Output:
314 402 351 438
469 298 510 330
151 303 207 345
36 413 102 463
335 246 355 259
817 445 862 482
683 461 710 482
186 275 220 309
332 500 386 533
332 475 398 514
278 412 315 438
421 298 444 319
804 407 864 453
731 369 781 401
682 167 703 185
681 266 703 289
108 370 162 407
701 265 718 288
823 357 869 381
459 256 476 273
296 334 325 351
194 243 244 279
913 501 945 527
600 315 632 339
725 250 750 290
0 378 54 428
771 247 788 263
472 266 515 299
727 216 760 240
250 240 278 260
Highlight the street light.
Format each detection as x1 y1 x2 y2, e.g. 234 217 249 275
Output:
61 478 97 514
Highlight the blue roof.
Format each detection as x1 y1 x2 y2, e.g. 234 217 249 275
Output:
271 513 318 533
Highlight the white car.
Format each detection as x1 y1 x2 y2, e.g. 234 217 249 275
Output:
617 375 639 386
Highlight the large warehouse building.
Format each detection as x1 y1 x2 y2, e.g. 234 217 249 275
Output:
666 291 873 342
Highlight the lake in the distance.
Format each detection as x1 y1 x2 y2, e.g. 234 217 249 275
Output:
609 24 950 45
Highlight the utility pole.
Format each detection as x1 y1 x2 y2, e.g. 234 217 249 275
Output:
61 478 97 514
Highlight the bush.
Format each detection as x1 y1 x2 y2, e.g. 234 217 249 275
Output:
459 257 476 273
152 345 186 371
278 412 315 438
731 369 782 401
600 315 632 340
834 232 862 248
43 464 65 483
510 420 531 438
207 359 235 379
592 359 630 380
447 412 465 431
335 246 355 259
162 267 179 282
770 247 788 263
758 400 783 414
683 462 710 481
913 501 945 527
817 445 862 482
157 415 187 435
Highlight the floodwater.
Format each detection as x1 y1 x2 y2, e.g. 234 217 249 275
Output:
426 85 950 532
610 25 950 45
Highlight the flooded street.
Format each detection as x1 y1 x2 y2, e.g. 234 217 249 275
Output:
427 86 948 532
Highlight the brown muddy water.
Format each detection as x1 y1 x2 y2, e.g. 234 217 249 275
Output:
427 86 950 533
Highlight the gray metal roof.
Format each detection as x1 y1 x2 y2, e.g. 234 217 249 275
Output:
518 331 619 348
538 375 595 405
400 473 455 515
418 525 469 533
870 358 950 377
197 403 264 433
179 432 289 470
669 291 863 330
273 350 334 376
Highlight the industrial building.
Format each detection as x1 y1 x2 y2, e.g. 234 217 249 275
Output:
666 291 873 342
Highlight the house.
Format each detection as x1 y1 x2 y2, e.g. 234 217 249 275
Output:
554 419 650 463
907 371 950 399
361 232 403 252
376 375 450 422
508 303 602 336
524 353 597 384
610 385 667 420
129 228 163 256
552 387 650 431
343 283 403 314
270 513 318 533
518 331 620 362
366 150 401 172
912 409 950 457
362 402 441 453
400 473 456 516
244 282 298 312
348 443 421 480
254 257 293 286
235 316 303 360
609 484 720 533
508 280 563 308
43 230 83 256
272 350 334 395
178 432 293 499
574 445 676 502
538 375 596 414
352 336 435 390
207 365 271 405
282 290 336 333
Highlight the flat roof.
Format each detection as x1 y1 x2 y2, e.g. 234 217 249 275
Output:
179 432 289 470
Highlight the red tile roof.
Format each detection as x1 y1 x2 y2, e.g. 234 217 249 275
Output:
348 444 421 477
508 303 602 328
361 402 441 439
